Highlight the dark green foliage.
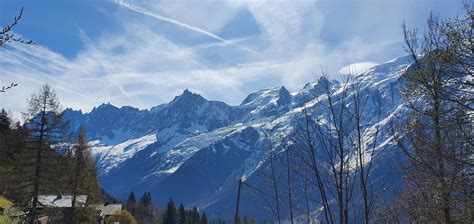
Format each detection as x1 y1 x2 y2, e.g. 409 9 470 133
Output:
163 198 177 224
0 109 10 137
200 212 208 224
67 127 102 223
137 192 156 224
162 199 208 224
178 203 187 224
126 191 137 217
189 206 200 224
209 220 226 224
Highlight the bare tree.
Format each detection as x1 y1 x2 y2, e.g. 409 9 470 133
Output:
1 6 33 93
291 74 385 224
294 104 334 224
284 141 295 224
348 81 383 224
0 6 33 47
391 8 474 223
308 76 356 224
253 135 283 224
0 83 18 93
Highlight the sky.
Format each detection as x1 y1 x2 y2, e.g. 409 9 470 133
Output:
0 0 466 118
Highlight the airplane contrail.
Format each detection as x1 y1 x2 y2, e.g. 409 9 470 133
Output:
114 0 259 56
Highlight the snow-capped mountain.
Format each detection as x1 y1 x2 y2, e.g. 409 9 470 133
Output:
63 55 413 220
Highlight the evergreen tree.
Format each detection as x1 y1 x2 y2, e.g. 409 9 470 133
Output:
177 203 187 224
0 109 10 138
68 127 101 223
0 109 12 194
137 192 155 224
190 206 200 224
0 121 28 196
126 191 137 218
200 212 207 224
163 198 177 224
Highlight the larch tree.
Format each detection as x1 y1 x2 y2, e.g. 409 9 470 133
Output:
15 84 67 224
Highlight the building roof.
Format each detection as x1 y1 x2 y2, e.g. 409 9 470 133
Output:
37 195 87 208
94 204 122 217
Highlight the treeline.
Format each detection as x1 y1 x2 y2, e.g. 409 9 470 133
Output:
125 191 159 224
123 190 261 224
162 198 207 224
125 191 213 224
0 85 103 223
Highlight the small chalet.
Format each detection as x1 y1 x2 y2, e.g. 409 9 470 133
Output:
34 194 88 223
93 203 122 224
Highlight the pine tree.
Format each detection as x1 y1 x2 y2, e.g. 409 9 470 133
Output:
0 109 10 138
0 121 28 196
137 192 155 224
177 203 187 224
163 198 177 224
200 212 207 224
190 206 200 224
0 109 12 194
126 191 137 218
68 127 101 223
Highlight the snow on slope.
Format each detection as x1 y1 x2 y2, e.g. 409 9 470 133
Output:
63 55 416 220
92 134 157 174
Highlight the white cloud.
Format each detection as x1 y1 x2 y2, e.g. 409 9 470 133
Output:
0 0 465 119
339 62 379 76
114 0 259 55
232 0 323 56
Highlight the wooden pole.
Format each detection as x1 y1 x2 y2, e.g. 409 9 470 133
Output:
234 178 243 224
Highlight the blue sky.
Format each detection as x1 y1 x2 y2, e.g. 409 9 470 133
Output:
0 0 466 117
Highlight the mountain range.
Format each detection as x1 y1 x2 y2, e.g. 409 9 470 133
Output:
63 55 413 221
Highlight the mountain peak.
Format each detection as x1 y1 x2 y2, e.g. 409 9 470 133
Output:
170 89 207 106
92 103 118 112
277 86 291 106
182 89 193 95
239 86 292 113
